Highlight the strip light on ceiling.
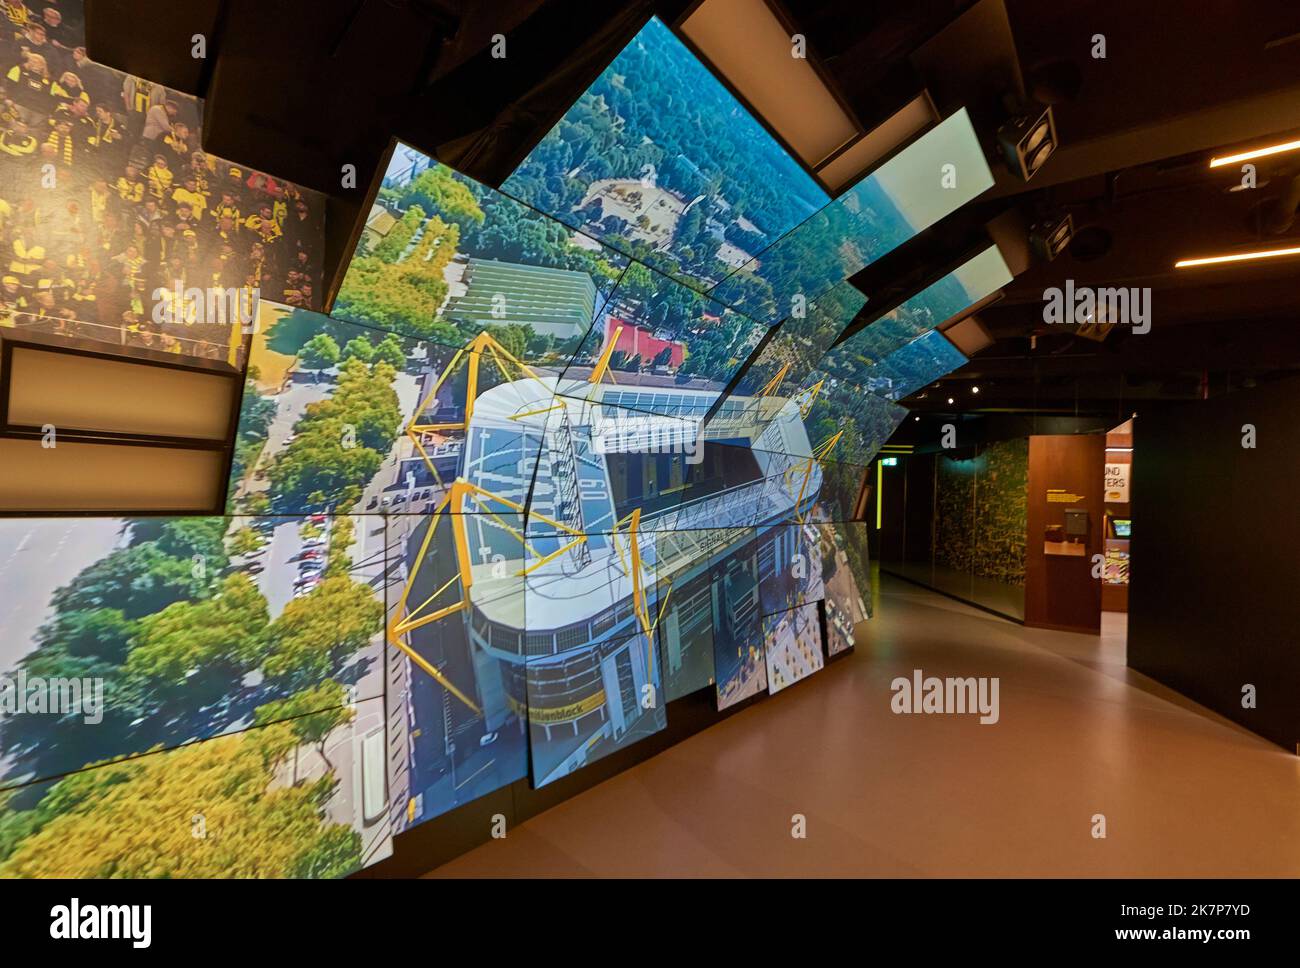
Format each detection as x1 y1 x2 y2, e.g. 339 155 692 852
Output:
1209 138 1300 168
1174 246 1300 269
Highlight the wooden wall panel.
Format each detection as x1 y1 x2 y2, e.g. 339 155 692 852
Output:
1024 434 1104 633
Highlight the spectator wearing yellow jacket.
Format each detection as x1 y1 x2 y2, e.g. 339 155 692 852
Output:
145 153 173 199
171 175 208 220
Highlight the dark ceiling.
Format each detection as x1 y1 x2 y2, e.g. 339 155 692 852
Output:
85 0 1300 429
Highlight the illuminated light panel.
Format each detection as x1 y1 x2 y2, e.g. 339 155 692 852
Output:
1174 246 1300 268
1208 139 1300 168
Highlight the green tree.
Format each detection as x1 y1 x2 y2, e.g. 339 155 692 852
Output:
0 604 146 770
371 204 425 261
0 724 362 878
126 518 228 567
333 216 460 339
51 543 211 620
39 608 136 663
254 680 354 777
0 789 44 864
292 824 364 879
265 357 401 509
228 379 277 495
300 333 340 370
126 573 271 709
342 337 375 363
325 516 356 579
372 334 407 368
401 167 485 234
486 323 528 362
228 526 263 557
262 577 382 689
267 432 384 511
243 491 271 516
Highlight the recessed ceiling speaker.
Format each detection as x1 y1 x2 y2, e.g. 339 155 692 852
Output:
1029 212 1074 261
998 104 1058 181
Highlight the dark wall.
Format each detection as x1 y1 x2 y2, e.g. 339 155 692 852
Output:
1129 379 1300 752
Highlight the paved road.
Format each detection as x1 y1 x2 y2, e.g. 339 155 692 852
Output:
259 519 310 619
232 373 330 511
0 517 125 779
0 518 125 672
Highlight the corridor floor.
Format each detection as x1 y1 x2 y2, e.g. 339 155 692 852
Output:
427 573 1300 876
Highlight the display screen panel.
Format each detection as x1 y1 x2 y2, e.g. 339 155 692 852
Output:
0 4 326 370
501 17 829 295
710 109 996 325
555 260 769 407
856 328 969 403
383 511 529 830
652 528 726 702
0 8 1008 849
0 696 392 877
763 601 825 695
825 245 1012 368
335 149 629 364
522 528 668 787
710 530 768 710
231 300 558 519
0 515 390 795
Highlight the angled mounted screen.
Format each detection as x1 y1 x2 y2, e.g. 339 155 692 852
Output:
0 513 395 876
336 149 629 361
501 17 830 295
710 109 996 324
827 244 1012 368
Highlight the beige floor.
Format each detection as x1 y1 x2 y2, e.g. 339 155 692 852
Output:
427 574 1300 877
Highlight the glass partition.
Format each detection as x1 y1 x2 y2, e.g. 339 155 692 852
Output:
877 438 1028 620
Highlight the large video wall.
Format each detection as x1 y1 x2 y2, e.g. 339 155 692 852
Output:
0 15 1001 875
